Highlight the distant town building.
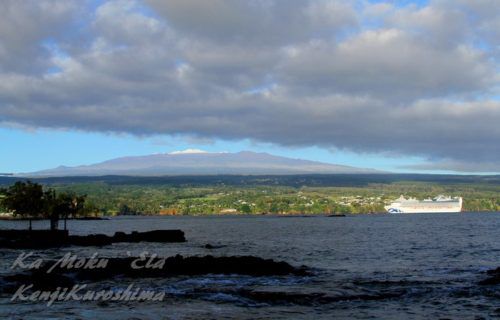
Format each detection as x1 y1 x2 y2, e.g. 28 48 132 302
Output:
220 208 238 214
0 212 14 218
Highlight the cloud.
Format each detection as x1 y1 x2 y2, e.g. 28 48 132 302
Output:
402 160 500 173
0 0 79 74
145 0 357 45
0 0 499 172
279 29 493 100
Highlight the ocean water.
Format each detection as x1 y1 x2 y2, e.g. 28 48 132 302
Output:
0 213 499 319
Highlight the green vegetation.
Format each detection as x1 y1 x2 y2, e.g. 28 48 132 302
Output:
37 182 500 216
1 175 498 216
0 181 87 229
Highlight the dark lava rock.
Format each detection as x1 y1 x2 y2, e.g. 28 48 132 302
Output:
57 255 307 279
112 230 185 243
203 243 227 249
0 229 185 248
68 230 185 247
1 255 308 293
479 267 500 285
0 230 69 249
68 234 113 247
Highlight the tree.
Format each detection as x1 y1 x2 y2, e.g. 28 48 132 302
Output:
49 192 86 231
43 189 59 231
0 181 44 230
118 204 135 215
240 204 252 214
0 182 87 231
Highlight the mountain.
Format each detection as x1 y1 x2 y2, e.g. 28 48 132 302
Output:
22 150 380 177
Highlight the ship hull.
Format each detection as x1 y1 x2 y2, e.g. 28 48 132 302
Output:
385 206 462 214
385 197 462 214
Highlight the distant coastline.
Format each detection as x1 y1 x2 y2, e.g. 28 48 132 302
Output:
1 174 499 216
0 216 108 221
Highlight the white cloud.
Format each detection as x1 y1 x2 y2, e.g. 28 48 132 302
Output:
0 0 499 172
0 0 79 73
279 29 493 100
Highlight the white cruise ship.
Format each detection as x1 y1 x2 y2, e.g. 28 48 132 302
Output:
385 195 462 214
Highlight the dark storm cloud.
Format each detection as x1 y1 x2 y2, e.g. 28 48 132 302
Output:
0 0 499 171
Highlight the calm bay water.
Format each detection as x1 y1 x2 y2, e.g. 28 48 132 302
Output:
1 213 499 319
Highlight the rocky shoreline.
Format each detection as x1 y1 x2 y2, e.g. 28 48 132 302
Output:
0 229 185 248
2 255 309 293
0 216 108 221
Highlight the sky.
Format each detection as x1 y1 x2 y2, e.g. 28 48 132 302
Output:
0 0 499 174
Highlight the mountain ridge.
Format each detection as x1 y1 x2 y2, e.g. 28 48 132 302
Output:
21 150 381 177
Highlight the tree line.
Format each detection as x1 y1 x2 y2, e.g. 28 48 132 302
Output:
0 181 87 231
